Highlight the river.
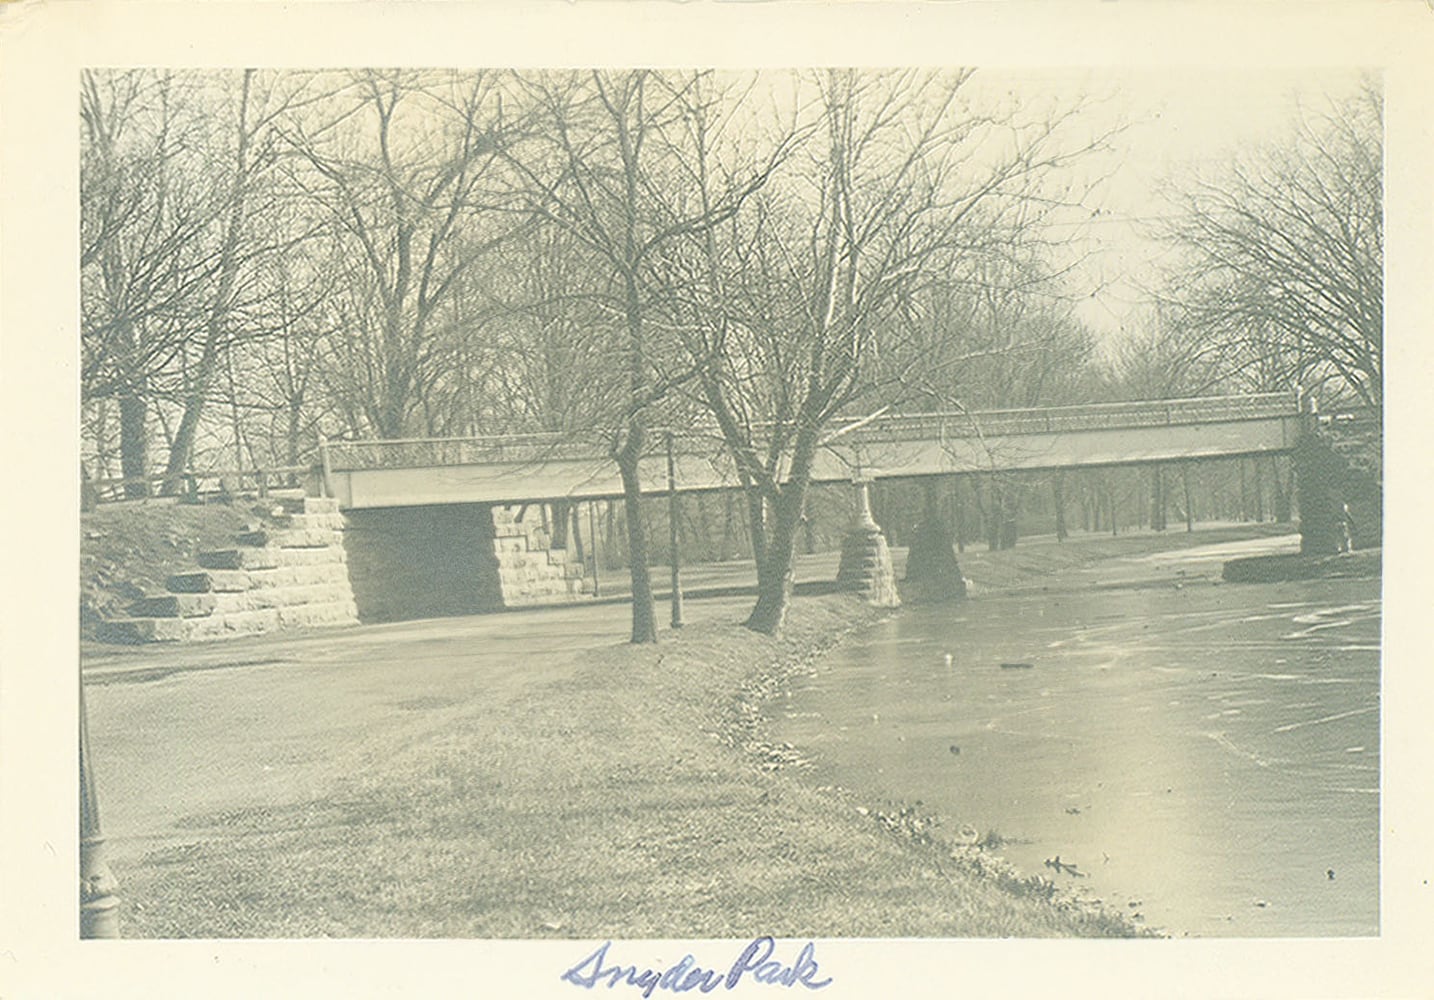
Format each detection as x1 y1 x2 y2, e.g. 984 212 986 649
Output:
770 534 1381 938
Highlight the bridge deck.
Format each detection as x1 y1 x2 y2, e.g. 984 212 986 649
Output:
321 393 1302 509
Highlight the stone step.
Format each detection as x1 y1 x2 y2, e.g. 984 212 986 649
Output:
209 583 356 614
99 617 191 643
128 594 218 619
198 548 282 571
244 563 354 590
267 545 347 566
267 511 348 532
166 569 251 593
237 527 343 549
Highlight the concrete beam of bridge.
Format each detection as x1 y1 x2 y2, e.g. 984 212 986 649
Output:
324 407 1301 510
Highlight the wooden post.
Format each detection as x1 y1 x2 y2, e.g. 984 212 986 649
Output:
666 431 684 629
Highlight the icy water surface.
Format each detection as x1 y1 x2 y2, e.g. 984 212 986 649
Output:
772 536 1380 937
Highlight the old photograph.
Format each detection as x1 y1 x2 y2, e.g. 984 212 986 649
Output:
3 2 1431 998
77 64 1381 936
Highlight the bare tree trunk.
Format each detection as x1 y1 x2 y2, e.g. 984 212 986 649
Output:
119 391 149 499
952 476 967 553
285 401 303 486
1254 458 1266 522
1151 465 1167 531
1108 473 1118 536
1272 456 1293 523
1239 459 1250 522
746 484 806 634
999 485 1019 550
745 431 818 635
719 492 736 561
551 498 572 548
617 444 657 643
569 503 585 564
162 70 256 495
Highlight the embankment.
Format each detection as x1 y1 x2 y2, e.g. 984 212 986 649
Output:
1222 548 1381 583
113 589 1138 938
98 518 1282 938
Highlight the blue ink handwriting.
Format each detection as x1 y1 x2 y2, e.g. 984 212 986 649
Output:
562 937 832 997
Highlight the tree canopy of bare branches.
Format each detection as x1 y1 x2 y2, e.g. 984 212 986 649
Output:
1161 80 1382 408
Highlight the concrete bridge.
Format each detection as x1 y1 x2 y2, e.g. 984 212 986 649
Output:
319 392 1303 509
108 391 1380 640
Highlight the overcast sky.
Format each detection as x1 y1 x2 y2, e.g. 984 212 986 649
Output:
1033 68 1369 348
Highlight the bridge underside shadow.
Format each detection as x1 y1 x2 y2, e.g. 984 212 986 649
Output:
344 503 591 622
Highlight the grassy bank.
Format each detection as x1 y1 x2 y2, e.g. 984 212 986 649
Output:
81 497 269 640
117 591 1144 939
104 517 1304 938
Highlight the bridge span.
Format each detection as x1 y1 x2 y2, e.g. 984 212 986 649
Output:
319 393 1302 510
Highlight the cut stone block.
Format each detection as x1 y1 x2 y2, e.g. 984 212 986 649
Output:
128 594 217 618
238 527 341 549
267 511 347 532
269 545 346 566
166 569 251 593
185 608 284 639
277 600 360 629
198 548 281 571
245 564 352 589
100 617 190 643
214 583 355 613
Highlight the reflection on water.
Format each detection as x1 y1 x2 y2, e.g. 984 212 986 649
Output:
773 535 1380 937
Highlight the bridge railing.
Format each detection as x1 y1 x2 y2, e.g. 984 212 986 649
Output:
323 392 1299 471
834 392 1297 445
325 432 609 471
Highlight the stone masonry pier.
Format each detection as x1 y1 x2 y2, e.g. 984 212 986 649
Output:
342 502 590 624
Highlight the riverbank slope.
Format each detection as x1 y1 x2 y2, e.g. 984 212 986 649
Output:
113 590 1143 938
99 523 1299 938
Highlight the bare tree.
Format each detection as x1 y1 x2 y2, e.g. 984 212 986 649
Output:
507 70 785 643
82 70 225 495
282 70 524 440
1162 79 1382 407
676 69 1099 632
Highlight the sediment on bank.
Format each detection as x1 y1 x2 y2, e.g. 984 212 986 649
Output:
1221 548 1381 583
957 522 1294 591
115 592 1138 939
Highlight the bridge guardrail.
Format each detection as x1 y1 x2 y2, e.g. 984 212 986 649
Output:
836 393 1296 445
322 393 1299 472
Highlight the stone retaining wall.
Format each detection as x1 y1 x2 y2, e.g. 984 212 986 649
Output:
99 498 600 641
99 495 359 643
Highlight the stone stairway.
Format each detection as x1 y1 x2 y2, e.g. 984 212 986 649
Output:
100 495 359 643
483 505 592 608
